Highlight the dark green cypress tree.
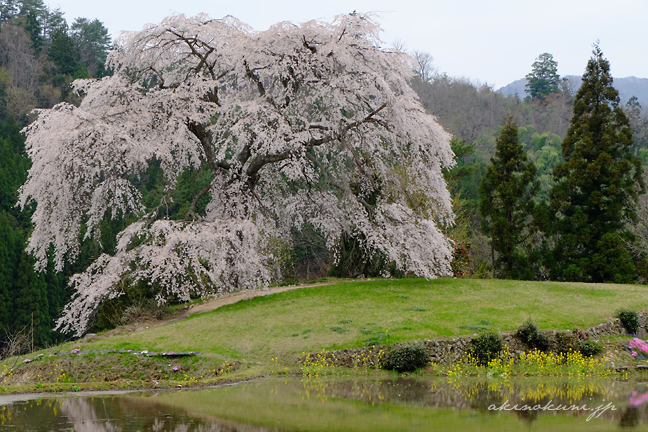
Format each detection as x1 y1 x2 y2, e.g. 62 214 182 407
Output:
0 213 21 331
13 251 50 347
48 28 89 77
22 10 43 53
479 117 539 279
549 44 644 283
0 118 70 347
48 28 80 76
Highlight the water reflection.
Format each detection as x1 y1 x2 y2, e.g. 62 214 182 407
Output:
629 390 648 407
1 378 647 431
0 396 269 431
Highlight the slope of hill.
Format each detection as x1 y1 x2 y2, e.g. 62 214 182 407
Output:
33 278 648 361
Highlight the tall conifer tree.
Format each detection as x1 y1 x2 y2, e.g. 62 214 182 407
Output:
525 53 561 100
549 44 644 283
480 117 538 279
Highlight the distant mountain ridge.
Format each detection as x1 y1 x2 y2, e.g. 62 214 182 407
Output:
498 76 648 108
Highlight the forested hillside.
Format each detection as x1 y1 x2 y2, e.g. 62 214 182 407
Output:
0 0 111 351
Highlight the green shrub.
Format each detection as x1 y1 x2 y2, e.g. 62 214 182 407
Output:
473 260 493 279
469 331 502 366
555 331 580 354
533 332 553 352
581 340 603 357
516 321 552 352
381 345 429 372
618 310 640 334
93 280 166 331
555 331 602 357
517 321 539 345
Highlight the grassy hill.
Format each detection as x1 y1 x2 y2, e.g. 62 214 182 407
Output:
55 278 647 363
2 277 646 393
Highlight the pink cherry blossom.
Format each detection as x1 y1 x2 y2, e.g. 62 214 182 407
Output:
19 13 455 336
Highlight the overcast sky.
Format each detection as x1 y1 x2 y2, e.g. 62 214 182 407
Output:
48 0 647 88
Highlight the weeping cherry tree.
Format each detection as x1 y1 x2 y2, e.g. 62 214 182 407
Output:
19 13 455 336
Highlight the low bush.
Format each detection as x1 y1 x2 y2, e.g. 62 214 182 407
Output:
469 331 502 366
533 332 553 352
93 281 168 331
555 331 581 354
555 331 602 357
381 345 428 372
581 340 603 357
516 321 552 352
618 310 640 334
517 321 539 346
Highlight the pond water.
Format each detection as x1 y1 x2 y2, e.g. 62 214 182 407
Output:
1 377 647 431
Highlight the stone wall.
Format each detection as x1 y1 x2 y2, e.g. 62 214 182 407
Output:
302 313 647 367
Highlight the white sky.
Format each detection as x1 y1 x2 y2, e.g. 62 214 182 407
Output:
48 0 647 88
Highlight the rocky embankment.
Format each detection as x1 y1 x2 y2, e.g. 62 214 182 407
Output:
304 314 646 367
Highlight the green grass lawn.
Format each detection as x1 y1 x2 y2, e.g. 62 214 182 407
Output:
72 278 648 363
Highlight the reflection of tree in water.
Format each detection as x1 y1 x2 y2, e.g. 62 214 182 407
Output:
6 380 648 430
513 407 539 426
59 398 110 432
61 397 213 431
619 406 640 428
297 377 648 427
299 377 471 409
4 397 275 432
465 382 505 414
65 397 277 431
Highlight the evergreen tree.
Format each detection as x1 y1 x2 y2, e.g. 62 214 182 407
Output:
0 212 21 331
21 10 42 53
0 0 19 27
0 117 69 348
0 68 9 122
549 44 644 283
625 96 648 156
43 7 66 39
48 28 80 76
70 18 111 77
47 27 89 97
13 251 50 347
479 117 539 279
525 53 561 100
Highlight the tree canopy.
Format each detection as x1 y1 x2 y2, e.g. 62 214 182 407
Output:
19 13 456 336
549 44 644 282
479 117 538 279
525 53 561 100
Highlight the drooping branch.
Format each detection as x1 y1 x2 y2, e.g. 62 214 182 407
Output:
20 13 456 337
